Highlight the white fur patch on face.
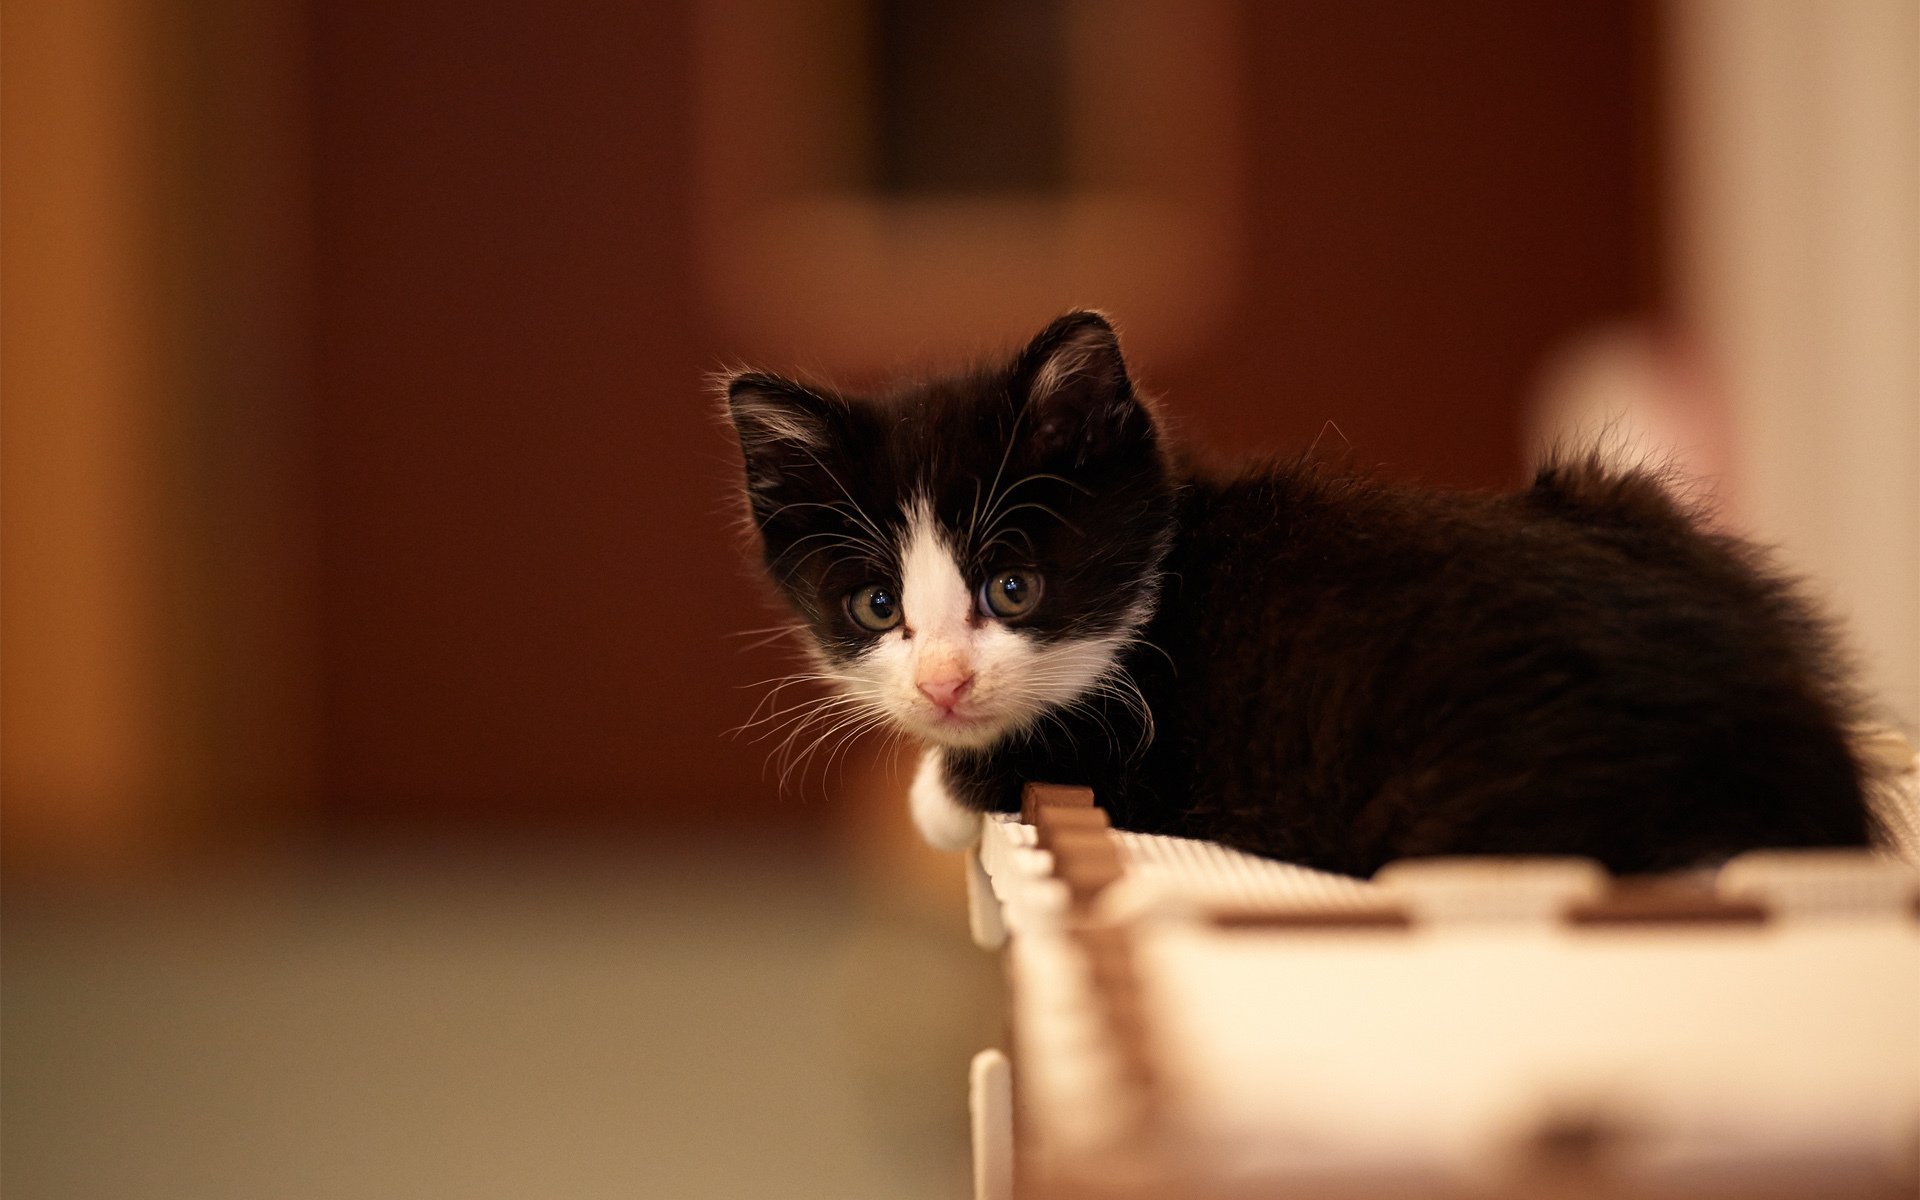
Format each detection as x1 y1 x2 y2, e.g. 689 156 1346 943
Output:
899 500 971 643
823 495 1142 750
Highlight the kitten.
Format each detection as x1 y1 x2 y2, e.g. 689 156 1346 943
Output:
724 311 1877 876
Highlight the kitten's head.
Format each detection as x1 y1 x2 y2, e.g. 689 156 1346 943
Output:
725 311 1174 750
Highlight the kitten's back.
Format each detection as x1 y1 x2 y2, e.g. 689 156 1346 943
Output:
1153 456 1875 875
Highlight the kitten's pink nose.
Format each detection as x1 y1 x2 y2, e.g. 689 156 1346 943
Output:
917 674 974 711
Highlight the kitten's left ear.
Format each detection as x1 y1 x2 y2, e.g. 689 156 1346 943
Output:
1010 310 1149 460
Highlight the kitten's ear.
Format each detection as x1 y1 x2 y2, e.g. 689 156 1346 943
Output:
725 371 847 469
726 371 836 454
1010 311 1148 460
723 371 849 507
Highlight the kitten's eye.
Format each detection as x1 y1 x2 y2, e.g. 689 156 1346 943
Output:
979 570 1043 619
846 584 903 633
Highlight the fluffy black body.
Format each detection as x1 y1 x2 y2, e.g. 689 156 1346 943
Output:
729 312 1876 876
946 456 1875 874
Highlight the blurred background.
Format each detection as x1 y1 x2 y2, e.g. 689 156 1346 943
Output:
4 1 1914 1197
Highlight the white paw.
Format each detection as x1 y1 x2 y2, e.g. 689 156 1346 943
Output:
909 747 981 851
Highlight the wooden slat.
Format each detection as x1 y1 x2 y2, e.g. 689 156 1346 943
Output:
1021 781 1096 823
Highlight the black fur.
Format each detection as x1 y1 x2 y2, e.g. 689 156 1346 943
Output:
727 312 1876 876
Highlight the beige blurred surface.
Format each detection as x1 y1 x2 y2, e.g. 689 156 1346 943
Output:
3 849 998 1200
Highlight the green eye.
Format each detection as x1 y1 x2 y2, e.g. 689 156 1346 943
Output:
846 584 902 633
979 570 1042 619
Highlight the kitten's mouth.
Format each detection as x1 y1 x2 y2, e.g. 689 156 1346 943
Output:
917 706 1005 747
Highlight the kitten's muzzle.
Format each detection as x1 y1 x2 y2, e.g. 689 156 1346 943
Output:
917 673 974 712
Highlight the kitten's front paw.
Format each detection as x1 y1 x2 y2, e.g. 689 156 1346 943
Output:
909 747 982 851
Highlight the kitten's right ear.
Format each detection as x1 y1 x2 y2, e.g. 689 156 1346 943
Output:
726 371 836 453
723 371 848 507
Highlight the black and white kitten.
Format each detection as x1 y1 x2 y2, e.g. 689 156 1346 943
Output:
725 311 1876 876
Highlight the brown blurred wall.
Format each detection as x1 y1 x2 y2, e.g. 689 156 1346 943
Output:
4 1 1657 862
3 0 314 871
306 1 726 838
305 0 1654 839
